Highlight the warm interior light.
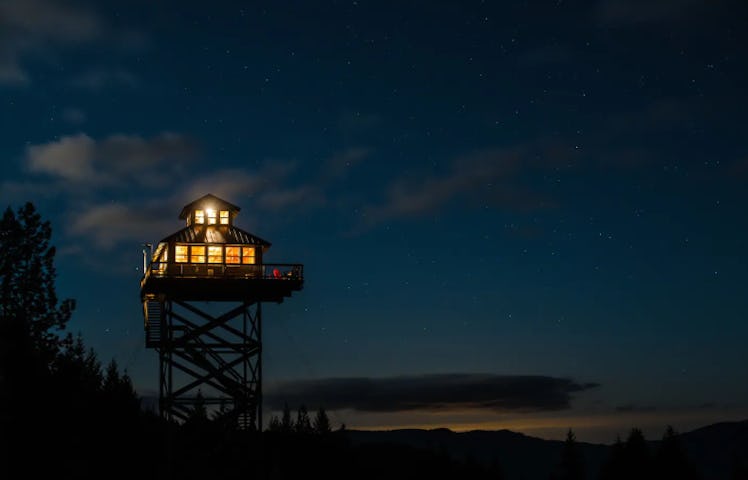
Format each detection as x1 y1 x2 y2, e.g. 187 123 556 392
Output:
208 245 222 263
206 209 217 225
220 210 229 225
242 246 256 264
194 210 205 224
225 246 240 264
190 245 206 263
175 245 188 263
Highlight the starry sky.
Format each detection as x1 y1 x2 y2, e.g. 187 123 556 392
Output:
1 0 747 443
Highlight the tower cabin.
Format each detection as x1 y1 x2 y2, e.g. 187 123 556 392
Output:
140 193 303 303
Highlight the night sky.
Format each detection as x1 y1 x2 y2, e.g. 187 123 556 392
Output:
1 0 747 443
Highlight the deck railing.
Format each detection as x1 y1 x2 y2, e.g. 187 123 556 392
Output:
141 262 303 288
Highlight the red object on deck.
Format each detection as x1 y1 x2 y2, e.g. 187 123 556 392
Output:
273 268 281 278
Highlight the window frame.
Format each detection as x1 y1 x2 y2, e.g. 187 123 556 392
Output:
241 246 256 265
194 210 205 225
206 209 217 225
190 245 206 263
175 244 189 263
225 245 241 264
207 245 223 264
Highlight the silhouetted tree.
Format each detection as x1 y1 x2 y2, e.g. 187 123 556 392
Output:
599 435 626 480
654 425 701 479
551 428 585 480
267 414 282 432
313 407 331 434
0 203 75 363
0 203 78 474
732 452 748 480
0 203 76 418
295 404 312 434
102 359 140 416
281 402 293 432
624 428 653 480
185 390 209 426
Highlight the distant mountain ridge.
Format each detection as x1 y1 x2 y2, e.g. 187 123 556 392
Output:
344 419 748 479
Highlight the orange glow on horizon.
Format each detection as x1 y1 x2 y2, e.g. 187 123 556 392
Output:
325 406 748 444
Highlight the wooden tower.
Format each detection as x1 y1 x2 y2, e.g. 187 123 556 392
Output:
140 193 303 429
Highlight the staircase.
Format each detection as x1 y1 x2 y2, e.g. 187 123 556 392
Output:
145 299 163 347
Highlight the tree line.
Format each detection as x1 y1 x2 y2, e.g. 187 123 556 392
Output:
2 202 745 479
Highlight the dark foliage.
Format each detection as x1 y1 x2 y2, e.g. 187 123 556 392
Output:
551 428 585 480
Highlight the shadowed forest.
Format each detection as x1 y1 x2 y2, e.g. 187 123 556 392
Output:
1 202 747 479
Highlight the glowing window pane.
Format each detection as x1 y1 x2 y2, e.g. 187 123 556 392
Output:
190 245 206 263
225 246 240 264
220 210 229 225
208 246 222 263
242 247 256 264
175 245 188 263
206 209 217 225
194 210 205 224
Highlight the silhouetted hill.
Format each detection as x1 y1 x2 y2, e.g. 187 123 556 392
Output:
678 419 748 479
345 427 608 479
344 420 748 480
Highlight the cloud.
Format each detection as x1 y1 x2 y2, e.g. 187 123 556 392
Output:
178 168 268 204
27 133 98 182
25 132 198 186
68 202 176 249
0 0 101 85
362 148 553 227
13 138 373 253
266 374 599 413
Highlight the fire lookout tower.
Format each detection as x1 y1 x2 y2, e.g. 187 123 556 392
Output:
140 194 303 430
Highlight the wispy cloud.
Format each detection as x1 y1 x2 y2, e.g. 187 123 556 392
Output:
266 374 599 413
0 0 101 85
8 137 373 254
69 202 175 249
25 132 198 186
362 148 554 227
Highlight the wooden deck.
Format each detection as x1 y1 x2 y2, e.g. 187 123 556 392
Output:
140 263 303 302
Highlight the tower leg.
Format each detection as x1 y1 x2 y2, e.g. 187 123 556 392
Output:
156 300 263 430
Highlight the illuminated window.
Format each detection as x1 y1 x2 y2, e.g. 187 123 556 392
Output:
190 245 206 263
175 245 188 263
206 209 217 225
208 245 222 263
225 246 240 264
242 247 256 264
194 210 205 224
220 210 229 225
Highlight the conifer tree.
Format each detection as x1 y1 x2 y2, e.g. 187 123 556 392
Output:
281 402 293 433
0 203 76 473
295 404 312 434
1 203 75 391
654 425 701 479
313 407 331 434
552 428 585 480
